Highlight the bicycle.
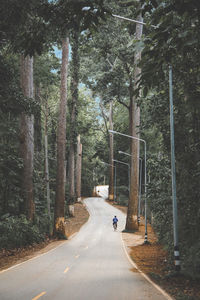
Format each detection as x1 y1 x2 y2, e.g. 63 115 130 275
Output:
113 222 117 231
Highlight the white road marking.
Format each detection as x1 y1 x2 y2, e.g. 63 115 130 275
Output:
120 232 173 300
64 266 70 273
32 291 46 300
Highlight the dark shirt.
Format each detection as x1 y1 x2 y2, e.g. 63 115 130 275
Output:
113 217 118 224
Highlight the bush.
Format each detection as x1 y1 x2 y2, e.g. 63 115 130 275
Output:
0 214 45 250
181 241 200 279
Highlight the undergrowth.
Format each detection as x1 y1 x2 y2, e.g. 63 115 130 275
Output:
0 214 46 249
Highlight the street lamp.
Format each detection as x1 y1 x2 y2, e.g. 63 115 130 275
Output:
109 130 148 244
112 14 157 29
169 66 180 270
118 151 143 224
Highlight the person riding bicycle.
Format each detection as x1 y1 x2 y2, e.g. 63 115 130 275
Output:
113 216 118 229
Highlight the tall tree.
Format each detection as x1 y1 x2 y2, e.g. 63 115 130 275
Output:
54 36 69 236
20 55 35 220
126 12 143 231
68 23 80 203
34 85 42 152
44 95 51 221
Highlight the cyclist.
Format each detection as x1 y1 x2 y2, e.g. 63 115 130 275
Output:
113 215 118 230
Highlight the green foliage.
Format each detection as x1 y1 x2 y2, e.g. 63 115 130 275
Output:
117 186 129 206
0 53 39 115
0 215 45 250
77 91 112 193
80 12 134 106
34 152 46 214
0 0 110 249
0 49 59 236
65 182 77 205
147 155 173 246
0 0 200 282
0 0 52 55
138 0 200 278
0 0 109 56
34 52 60 87
182 241 200 279
0 52 37 216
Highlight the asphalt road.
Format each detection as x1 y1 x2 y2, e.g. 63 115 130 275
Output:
0 197 169 300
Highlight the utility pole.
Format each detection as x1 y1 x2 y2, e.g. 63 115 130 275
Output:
169 66 180 270
109 100 114 201
76 134 82 202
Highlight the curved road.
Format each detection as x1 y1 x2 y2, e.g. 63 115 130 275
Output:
0 198 169 300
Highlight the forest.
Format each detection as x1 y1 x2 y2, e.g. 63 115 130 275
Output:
0 0 200 281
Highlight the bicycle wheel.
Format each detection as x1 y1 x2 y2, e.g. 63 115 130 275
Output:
113 223 117 230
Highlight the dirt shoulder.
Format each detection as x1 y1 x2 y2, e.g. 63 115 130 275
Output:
0 201 89 272
108 200 200 300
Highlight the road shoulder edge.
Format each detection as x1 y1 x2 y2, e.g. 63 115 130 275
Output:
0 199 91 274
120 232 174 300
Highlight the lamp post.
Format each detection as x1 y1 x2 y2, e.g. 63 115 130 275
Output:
109 130 148 244
169 66 180 270
118 151 143 224
138 158 142 225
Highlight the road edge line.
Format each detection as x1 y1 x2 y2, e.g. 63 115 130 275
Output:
0 240 68 274
0 198 93 275
120 232 174 300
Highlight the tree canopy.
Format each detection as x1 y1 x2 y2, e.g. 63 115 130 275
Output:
0 0 200 279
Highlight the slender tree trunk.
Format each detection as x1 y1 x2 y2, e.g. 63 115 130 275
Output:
109 100 114 201
44 98 51 221
76 134 82 201
68 94 76 201
68 144 75 199
54 36 69 236
126 13 143 231
34 85 42 152
20 55 35 220
68 25 80 203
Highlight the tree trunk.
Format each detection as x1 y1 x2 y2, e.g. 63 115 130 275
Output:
76 134 82 201
34 85 42 152
20 55 35 220
68 96 76 202
125 13 143 231
54 36 69 236
44 98 51 221
68 25 80 203
68 143 75 200
109 100 114 201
